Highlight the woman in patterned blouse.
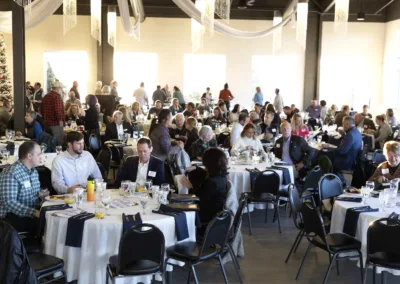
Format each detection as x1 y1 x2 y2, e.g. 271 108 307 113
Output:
369 141 400 183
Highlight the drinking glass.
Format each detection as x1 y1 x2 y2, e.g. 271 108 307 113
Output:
56 146 62 155
133 131 139 140
118 134 124 141
139 131 144 138
361 186 370 204
64 194 75 205
123 133 130 144
139 194 149 215
120 180 130 196
2 150 9 163
379 191 389 212
101 194 112 216
384 187 397 208
145 180 153 192
74 188 84 209
231 155 237 165
40 144 47 154
39 187 50 202
152 185 160 201
366 181 375 192
95 207 105 219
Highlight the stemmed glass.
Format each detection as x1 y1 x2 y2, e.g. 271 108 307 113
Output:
360 186 370 204
101 194 112 216
379 191 389 212
145 180 153 193
139 194 149 215
366 181 375 192
74 188 84 210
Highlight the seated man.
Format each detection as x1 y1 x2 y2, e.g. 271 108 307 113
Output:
147 100 163 120
52 131 102 194
115 137 165 186
320 116 362 172
105 110 133 141
169 113 187 142
354 113 376 131
283 106 292 122
230 113 249 147
274 121 314 178
0 141 41 234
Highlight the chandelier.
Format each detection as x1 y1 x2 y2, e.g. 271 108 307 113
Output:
334 0 350 34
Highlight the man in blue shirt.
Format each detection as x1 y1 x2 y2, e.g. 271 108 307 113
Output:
252 87 263 105
305 99 321 119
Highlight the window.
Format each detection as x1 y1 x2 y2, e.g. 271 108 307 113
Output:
44 51 88 100
183 54 226 103
114 52 158 105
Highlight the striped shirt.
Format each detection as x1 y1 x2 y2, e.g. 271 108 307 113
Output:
0 161 40 218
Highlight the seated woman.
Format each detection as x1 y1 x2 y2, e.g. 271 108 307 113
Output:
17 111 42 142
228 104 240 124
65 103 85 125
170 98 183 116
148 100 163 120
369 141 400 183
197 98 211 115
291 113 309 139
231 123 267 155
372 115 392 149
131 101 143 122
189 125 217 161
184 117 199 152
118 106 133 126
101 85 110 95
386 108 398 128
181 147 228 224
205 106 226 128
324 104 337 125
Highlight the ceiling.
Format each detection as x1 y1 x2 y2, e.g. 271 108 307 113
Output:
0 0 397 22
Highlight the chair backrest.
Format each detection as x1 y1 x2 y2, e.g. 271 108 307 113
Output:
89 134 101 151
229 192 247 243
367 218 400 257
109 144 122 164
301 202 329 247
117 223 165 275
253 170 280 198
317 155 333 174
164 161 176 189
373 149 386 165
302 166 323 193
318 174 343 201
36 166 57 196
199 210 232 260
96 147 112 172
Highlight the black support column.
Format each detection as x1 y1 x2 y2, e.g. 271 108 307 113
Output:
97 5 114 88
12 1 26 133
303 12 322 108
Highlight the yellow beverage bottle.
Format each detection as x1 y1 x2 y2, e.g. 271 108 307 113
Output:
87 176 95 202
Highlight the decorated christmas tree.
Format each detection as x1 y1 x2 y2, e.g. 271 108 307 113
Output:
0 33 13 102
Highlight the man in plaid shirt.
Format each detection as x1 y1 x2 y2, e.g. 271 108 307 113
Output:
0 141 42 234
40 80 65 145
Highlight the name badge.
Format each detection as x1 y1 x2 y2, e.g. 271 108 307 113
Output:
272 129 276 133
364 125 368 128
315 109 318 112
382 168 389 175
24 180 31 188
148 171 156 177
276 144 281 148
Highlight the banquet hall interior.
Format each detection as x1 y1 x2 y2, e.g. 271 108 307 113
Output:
2 0 400 283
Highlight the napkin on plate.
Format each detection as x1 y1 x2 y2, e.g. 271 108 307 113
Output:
122 213 142 234
336 197 362 203
152 204 189 241
65 212 95 247
39 204 71 235
343 206 379 237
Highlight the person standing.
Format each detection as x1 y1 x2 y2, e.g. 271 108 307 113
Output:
133 82 148 108
320 100 328 123
153 85 166 105
173 86 186 109
161 84 171 102
273 88 284 114
40 81 65 145
202 87 212 104
219 83 234 112
110 80 120 102
32 82 43 112
253 87 263 106
70 81 80 100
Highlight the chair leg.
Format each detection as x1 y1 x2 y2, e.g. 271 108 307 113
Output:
382 271 387 284
323 253 337 284
264 205 268 223
363 261 369 284
285 230 303 263
191 265 199 284
358 250 364 283
275 202 282 233
295 242 312 280
246 203 252 235
187 270 192 284
218 255 229 284
336 259 340 275
293 232 304 253
227 244 243 283
373 265 376 284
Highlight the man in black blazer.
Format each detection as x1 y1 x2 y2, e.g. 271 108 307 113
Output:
354 113 376 131
274 121 315 173
105 110 133 141
115 137 165 186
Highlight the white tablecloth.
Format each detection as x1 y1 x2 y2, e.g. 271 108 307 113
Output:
43 191 196 284
331 193 400 275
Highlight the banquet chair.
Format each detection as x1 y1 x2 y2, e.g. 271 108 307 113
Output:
109 144 122 180
106 223 165 284
300 166 322 205
372 150 386 165
318 174 343 213
246 170 281 234
88 133 101 155
164 210 232 284
97 147 112 179
364 218 400 284
295 203 363 284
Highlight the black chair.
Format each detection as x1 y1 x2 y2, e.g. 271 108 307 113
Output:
36 165 57 196
364 218 400 284
0 220 67 284
165 210 232 284
109 144 122 180
373 149 386 165
246 170 281 234
97 146 112 180
285 184 305 263
164 161 177 189
106 223 165 284
88 134 101 155
295 203 363 284
318 174 343 216
300 166 323 204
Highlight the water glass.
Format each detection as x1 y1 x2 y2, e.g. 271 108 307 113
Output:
40 144 47 154
379 191 389 211
366 181 375 192
129 182 137 195
74 187 84 209
384 187 397 208
133 131 139 140
139 131 144 138
39 187 50 202
118 134 124 141
123 133 130 143
360 186 370 204
152 185 160 200
145 180 153 192
2 150 9 163
56 146 62 155
139 194 149 215
120 180 130 196
101 194 112 216
95 207 105 219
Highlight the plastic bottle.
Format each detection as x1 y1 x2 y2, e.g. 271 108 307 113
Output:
87 175 95 202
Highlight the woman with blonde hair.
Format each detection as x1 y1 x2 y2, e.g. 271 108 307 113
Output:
231 123 266 155
369 141 400 182
95 81 102 95
66 103 84 125
118 106 132 124
291 113 309 139
101 85 110 95
131 101 143 122
324 104 337 125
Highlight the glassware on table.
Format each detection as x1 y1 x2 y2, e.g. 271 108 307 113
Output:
317 136 322 144
120 180 130 197
133 131 139 140
128 182 137 196
139 131 144 138
74 188 84 209
145 180 153 193
64 194 76 205
56 146 62 155
366 181 375 192
231 155 237 165
40 144 47 154
101 194 112 216
2 150 9 163
95 206 105 219
123 133 130 144
384 187 397 208
139 194 149 215
152 185 160 200
379 191 389 212
39 187 50 202
360 186 370 204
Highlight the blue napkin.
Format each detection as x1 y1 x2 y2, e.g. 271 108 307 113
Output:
270 166 291 185
343 206 379 237
122 213 142 235
65 212 95 247
388 212 400 225
336 197 362 202
39 204 71 236
152 204 189 241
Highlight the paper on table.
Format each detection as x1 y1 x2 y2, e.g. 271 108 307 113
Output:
52 209 82 218
175 174 189 194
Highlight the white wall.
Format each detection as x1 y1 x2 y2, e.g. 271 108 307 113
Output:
319 22 385 115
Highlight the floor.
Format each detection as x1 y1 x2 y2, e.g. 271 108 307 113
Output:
168 208 400 284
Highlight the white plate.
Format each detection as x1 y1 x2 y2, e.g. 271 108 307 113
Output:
45 195 67 203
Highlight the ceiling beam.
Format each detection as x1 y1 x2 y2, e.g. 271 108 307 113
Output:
323 0 335 13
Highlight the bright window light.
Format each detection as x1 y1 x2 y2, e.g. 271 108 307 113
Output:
44 51 88 101
183 54 226 103
114 52 158 105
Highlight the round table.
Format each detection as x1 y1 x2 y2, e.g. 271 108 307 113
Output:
43 191 197 284
331 193 400 276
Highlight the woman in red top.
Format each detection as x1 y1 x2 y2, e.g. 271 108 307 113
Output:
291 113 309 140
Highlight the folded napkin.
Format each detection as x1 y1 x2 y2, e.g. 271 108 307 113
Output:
336 197 362 203
39 204 71 235
169 194 199 204
388 212 400 225
122 213 142 235
270 166 291 185
152 204 189 241
51 209 82 218
65 212 95 247
343 206 379 237
110 200 130 208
